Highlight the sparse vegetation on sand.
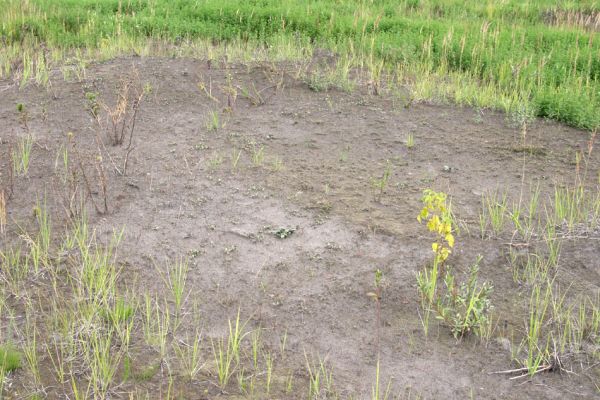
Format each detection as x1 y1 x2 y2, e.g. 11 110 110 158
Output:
0 1 599 399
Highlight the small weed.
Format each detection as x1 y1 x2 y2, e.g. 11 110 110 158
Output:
251 328 261 370
173 330 204 381
371 160 392 198
85 91 100 118
305 354 336 400
305 72 334 92
164 258 189 318
480 190 508 238
99 76 145 148
0 344 21 373
212 310 248 388
135 362 160 382
371 359 392 400
212 337 235 388
406 133 415 149
435 257 494 338
272 156 283 172
16 103 28 130
265 353 274 395
231 148 242 171
205 110 222 132
251 144 265 166
274 227 295 239
339 146 350 163
239 83 265 106
12 135 34 176
208 152 223 169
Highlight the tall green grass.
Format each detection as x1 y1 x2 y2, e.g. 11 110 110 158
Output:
1 0 599 129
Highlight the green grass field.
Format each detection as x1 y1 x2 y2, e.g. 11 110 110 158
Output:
2 0 600 130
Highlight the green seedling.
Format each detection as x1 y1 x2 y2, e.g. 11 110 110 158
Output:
406 133 415 149
208 152 223 169
265 353 274 395
16 103 28 129
173 330 204 381
371 160 392 198
206 110 222 131
85 91 100 118
274 227 295 239
22 324 41 389
231 148 242 170
305 354 336 400
212 310 248 388
371 359 392 400
435 258 493 338
165 258 189 318
272 156 283 172
0 344 21 373
212 336 235 388
251 328 261 370
143 295 171 360
339 146 350 162
251 144 265 166
239 83 265 106
480 190 508 238
12 135 33 176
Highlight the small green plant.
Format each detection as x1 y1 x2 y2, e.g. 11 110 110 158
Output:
205 110 222 131
173 330 204 381
212 310 248 388
165 258 189 317
239 83 265 106
16 103 28 130
85 91 100 118
305 72 334 92
231 148 242 171
553 185 586 232
479 190 508 238
271 156 283 172
406 133 415 149
22 323 41 389
371 160 392 198
143 82 153 94
143 295 171 360
0 344 22 373
251 144 264 166
208 152 223 169
212 337 234 388
371 359 392 400
251 328 261 370
12 135 34 176
265 353 274 395
339 146 350 162
305 354 336 400
435 257 493 338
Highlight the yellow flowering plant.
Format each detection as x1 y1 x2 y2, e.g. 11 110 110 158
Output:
416 190 455 335
417 189 455 265
416 190 493 338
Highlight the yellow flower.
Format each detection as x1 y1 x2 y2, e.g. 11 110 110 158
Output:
427 215 440 232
